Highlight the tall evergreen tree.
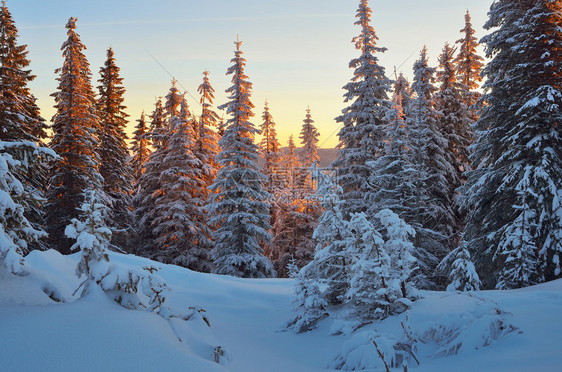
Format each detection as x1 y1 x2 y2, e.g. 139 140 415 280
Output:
332 0 392 217
436 43 473 183
298 106 320 190
367 85 417 221
149 97 166 149
309 169 352 305
96 47 132 251
394 72 412 116
196 70 220 193
298 106 320 169
0 2 47 143
434 43 472 246
129 112 151 187
454 10 485 121
208 38 275 278
133 81 180 257
259 101 283 265
259 100 282 188
151 98 211 271
283 134 300 190
461 0 562 288
0 2 49 250
406 47 456 287
45 18 103 254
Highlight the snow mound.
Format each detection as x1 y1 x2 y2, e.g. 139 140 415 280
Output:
0 250 229 372
417 295 518 357
332 292 519 370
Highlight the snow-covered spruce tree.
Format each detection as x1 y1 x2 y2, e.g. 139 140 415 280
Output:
454 10 485 122
494 193 540 289
67 189 112 296
283 134 300 190
96 47 132 251
0 2 49 250
287 263 329 333
298 106 320 169
133 81 179 257
45 18 103 254
149 97 166 149
434 43 472 245
346 210 416 320
375 209 416 300
0 2 47 143
208 39 275 278
309 168 351 305
259 100 282 189
298 106 320 189
405 46 456 288
346 212 392 320
0 141 55 275
129 112 151 187
367 85 417 221
165 78 182 119
437 240 481 292
461 0 562 288
332 0 392 217
394 72 412 117
151 98 212 272
258 101 283 264
67 189 169 310
196 70 220 195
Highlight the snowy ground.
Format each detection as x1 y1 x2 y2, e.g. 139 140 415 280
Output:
1 250 561 371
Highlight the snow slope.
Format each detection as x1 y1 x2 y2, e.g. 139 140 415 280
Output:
1 250 561 371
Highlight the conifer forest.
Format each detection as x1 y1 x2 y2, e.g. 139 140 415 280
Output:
0 1 561 371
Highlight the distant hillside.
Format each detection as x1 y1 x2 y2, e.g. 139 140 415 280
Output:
317 148 338 168
266 147 337 168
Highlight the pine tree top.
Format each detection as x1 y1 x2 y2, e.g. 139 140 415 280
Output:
219 38 255 125
299 106 320 168
198 70 216 107
411 46 437 100
454 10 484 92
165 79 182 118
437 43 458 92
288 134 296 150
260 100 280 154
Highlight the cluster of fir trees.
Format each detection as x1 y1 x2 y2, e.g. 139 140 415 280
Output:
291 0 560 330
261 104 324 277
0 4 321 280
0 0 330 279
130 43 325 277
330 1 486 292
289 169 417 333
2 0 559 297
0 5 210 323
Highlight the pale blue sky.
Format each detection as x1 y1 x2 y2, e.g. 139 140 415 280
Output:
12 0 493 148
